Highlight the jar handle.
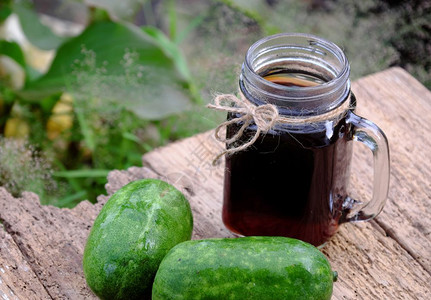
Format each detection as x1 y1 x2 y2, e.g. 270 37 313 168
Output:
341 111 390 223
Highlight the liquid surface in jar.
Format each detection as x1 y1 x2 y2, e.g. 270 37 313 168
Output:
261 69 326 87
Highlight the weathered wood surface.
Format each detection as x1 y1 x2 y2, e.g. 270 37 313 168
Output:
0 67 430 299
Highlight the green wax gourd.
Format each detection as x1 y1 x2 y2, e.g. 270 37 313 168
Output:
83 179 193 300
152 236 336 300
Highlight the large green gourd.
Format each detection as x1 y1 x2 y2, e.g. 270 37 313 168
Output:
152 236 336 300
83 179 193 300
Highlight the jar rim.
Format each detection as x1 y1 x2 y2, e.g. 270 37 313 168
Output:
243 32 350 103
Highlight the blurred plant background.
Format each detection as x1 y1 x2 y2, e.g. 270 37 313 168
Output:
0 0 429 207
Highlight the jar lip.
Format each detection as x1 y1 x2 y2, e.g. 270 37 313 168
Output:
244 33 350 100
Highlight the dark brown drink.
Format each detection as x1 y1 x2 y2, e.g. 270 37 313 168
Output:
222 70 353 246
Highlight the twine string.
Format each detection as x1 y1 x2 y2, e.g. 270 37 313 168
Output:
207 93 351 165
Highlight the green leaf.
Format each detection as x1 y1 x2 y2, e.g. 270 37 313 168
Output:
55 190 87 208
216 0 280 35
122 132 140 143
0 40 44 85
0 40 26 68
21 21 193 119
88 6 111 23
0 2 12 23
142 26 202 104
24 65 43 82
175 14 206 45
168 0 177 41
53 169 110 178
142 26 191 82
13 1 65 50
86 0 147 22
75 107 96 151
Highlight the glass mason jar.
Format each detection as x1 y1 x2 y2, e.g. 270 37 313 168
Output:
222 33 390 247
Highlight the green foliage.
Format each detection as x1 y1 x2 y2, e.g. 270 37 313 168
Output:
215 0 279 35
12 1 65 50
0 137 57 200
0 40 25 68
388 1 431 89
21 21 193 107
86 0 150 22
0 0 12 23
53 169 111 178
0 0 202 206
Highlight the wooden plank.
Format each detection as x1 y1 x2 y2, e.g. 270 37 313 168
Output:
351 67 431 273
0 188 97 299
0 221 51 300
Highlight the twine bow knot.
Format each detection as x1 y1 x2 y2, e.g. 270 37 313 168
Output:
206 93 280 164
252 103 279 132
